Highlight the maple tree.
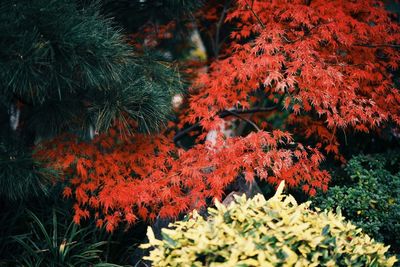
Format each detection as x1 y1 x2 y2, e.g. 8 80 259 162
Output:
36 0 400 231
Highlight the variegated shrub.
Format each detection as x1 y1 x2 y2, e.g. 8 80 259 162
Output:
141 182 397 267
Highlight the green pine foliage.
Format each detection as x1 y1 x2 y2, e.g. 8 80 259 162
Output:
0 0 182 135
0 0 184 200
313 151 400 254
0 136 53 201
0 188 149 266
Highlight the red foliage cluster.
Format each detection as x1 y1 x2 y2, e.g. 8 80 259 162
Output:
37 0 400 230
187 0 400 154
37 129 328 231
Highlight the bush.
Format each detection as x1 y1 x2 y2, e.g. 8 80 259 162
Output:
313 151 400 253
141 182 397 266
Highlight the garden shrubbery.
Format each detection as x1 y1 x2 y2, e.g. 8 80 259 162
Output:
313 151 400 253
142 182 397 266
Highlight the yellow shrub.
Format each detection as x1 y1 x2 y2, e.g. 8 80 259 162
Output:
141 182 397 266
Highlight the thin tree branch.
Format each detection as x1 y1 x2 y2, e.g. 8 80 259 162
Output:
214 0 233 57
173 94 285 146
223 110 261 131
243 0 265 29
218 106 278 117
282 22 331 44
282 25 400 49
353 43 400 48
173 123 202 145
220 93 285 118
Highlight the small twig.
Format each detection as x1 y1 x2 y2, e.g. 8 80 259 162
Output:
220 93 285 118
329 125 337 147
353 43 400 48
219 105 280 117
342 128 348 146
224 110 261 132
173 94 285 145
324 62 365 67
243 0 265 29
282 22 331 44
173 123 202 144
214 0 233 56
229 94 285 136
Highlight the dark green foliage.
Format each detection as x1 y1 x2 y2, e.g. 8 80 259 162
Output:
0 129 56 201
0 0 181 135
100 0 203 60
0 190 148 266
0 0 127 104
101 0 202 32
12 209 120 267
313 151 400 253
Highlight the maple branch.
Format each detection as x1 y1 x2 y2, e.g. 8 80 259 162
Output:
173 123 202 146
282 22 331 44
219 105 280 117
220 93 285 118
173 95 284 146
353 43 400 49
324 61 364 67
214 0 233 57
223 110 261 132
243 0 265 29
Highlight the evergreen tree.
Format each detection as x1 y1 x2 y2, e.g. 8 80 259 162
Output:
0 0 188 201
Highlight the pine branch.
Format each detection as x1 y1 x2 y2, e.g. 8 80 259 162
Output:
1 0 184 140
0 135 55 201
